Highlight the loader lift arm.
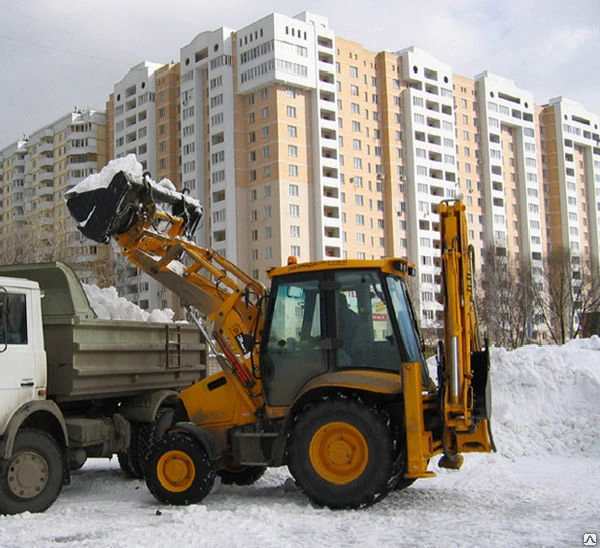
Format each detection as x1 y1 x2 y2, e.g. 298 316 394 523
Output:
66 170 267 408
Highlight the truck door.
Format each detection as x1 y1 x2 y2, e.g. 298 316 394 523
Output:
0 289 37 429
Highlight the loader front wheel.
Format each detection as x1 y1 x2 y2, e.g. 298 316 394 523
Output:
287 399 395 509
144 431 215 505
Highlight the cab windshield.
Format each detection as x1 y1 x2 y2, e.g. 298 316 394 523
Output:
385 275 425 365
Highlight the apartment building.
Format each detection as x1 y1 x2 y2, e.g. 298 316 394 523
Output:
177 12 342 278
539 97 600 268
108 61 182 311
99 10 600 333
0 109 111 282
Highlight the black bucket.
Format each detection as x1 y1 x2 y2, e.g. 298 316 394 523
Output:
66 171 140 244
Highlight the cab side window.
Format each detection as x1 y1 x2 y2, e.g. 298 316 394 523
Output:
0 293 28 345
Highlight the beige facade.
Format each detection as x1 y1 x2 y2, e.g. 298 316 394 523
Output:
539 98 600 268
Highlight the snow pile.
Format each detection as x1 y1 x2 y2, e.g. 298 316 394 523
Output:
490 337 600 458
82 283 175 323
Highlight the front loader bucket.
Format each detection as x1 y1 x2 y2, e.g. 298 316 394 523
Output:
66 171 140 244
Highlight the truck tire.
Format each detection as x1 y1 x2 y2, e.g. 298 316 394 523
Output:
137 407 174 474
217 464 266 486
287 398 395 509
0 428 64 515
118 422 143 479
144 431 215 505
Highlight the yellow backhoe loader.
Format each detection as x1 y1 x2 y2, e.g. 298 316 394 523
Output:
66 166 494 509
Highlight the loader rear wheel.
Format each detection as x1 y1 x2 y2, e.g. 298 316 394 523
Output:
217 464 266 486
144 431 215 505
0 428 64 515
287 399 395 509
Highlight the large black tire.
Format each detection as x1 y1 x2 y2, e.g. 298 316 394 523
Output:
118 422 143 479
0 428 64 515
287 398 396 509
144 431 215 505
137 407 174 475
217 464 266 486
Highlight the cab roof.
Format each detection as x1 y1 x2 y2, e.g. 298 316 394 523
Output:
267 257 415 279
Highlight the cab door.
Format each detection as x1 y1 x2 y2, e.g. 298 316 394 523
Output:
0 289 38 430
260 273 328 407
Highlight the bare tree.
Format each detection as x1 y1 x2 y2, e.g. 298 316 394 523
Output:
478 246 535 349
535 248 600 343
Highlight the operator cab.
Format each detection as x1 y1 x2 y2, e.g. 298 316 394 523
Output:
260 263 429 407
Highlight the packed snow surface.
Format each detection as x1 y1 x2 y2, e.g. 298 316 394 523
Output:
1 339 598 547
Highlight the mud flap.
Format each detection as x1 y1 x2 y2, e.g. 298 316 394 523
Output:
66 171 138 244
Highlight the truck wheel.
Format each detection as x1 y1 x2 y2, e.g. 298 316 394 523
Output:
0 428 64 515
144 431 215 505
287 399 395 509
217 464 266 486
118 422 143 479
137 407 174 474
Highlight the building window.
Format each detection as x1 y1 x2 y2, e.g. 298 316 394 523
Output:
350 66 358 78
289 165 298 176
287 106 297 118
289 183 299 196
290 204 300 217
288 145 298 157
288 125 297 137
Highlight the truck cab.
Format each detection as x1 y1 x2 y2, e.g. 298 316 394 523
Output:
0 277 47 434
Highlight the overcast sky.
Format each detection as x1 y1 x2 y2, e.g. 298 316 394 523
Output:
1 0 599 149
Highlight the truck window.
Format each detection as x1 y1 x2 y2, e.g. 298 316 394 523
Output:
0 293 28 345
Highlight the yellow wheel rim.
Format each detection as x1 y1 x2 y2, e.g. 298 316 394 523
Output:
156 450 196 492
309 422 368 485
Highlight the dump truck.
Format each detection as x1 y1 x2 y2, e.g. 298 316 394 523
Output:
0 261 206 514
66 160 494 509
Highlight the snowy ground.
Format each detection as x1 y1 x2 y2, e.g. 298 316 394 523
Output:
1 339 598 547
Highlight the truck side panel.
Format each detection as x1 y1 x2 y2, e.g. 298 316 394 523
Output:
45 320 205 400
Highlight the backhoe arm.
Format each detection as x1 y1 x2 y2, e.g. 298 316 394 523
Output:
438 200 494 463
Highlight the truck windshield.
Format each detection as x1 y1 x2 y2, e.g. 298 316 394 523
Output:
385 275 423 364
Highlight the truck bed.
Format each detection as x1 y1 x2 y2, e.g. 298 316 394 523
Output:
0 262 205 400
